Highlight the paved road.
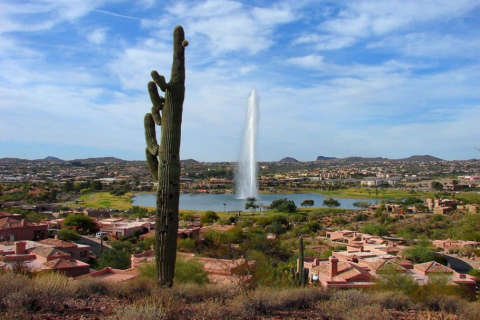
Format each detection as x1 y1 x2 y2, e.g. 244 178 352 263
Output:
76 235 111 256
438 253 474 274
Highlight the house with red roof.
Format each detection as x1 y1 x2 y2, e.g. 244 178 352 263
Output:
0 217 48 242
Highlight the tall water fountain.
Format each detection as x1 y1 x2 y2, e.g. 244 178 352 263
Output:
236 90 259 199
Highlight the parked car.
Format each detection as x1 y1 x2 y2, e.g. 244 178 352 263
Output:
96 232 109 239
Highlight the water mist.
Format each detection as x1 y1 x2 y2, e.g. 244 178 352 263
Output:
236 90 259 199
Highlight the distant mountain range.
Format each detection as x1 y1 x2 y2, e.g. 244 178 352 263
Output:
0 154 447 163
316 156 337 161
69 157 126 164
43 156 63 161
181 159 199 164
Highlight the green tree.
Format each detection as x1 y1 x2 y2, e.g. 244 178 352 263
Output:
62 180 75 193
431 181 444 191
91 180 103 191
270 198 297 213
97 240 133 270
300 200 314 208
323 198 340 208
200 211 219 225
58 228 81 241
62 214 96 234
245 200 259 211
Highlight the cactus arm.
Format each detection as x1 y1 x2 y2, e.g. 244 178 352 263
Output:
151 106 162 126
151 71 167 92
145 147 159 181
144 113 159 155
148 81 165 110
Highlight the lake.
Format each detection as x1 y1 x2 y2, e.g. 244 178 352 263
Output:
132 193 378 212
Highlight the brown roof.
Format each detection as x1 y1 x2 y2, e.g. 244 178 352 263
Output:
39 239 77 248
367 259 406 272
31 246 71 258
0 217 31 229
43 258 80 269
415 261 453 273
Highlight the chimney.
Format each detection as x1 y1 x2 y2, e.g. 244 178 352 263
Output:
15 242 26 254
54 235 59 240
329 256 339 278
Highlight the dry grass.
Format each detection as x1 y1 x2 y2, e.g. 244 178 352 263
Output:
1 270 479 320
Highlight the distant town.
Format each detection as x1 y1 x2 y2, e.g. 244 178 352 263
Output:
1 155 480 318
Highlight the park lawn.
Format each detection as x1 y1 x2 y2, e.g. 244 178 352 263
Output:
455 192 480 205
301 188 435 201
70 192 134 211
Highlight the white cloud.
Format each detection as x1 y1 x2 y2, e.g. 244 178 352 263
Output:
299 0 480 51
87 28 107 44
287 54 324 69
161 0 299 55
369 33 480 58
0 0 110 33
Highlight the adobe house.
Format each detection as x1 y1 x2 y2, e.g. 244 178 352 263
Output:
0 217 48 241
38 237 90 262
76 267 138 282
300 254 477 299
0 242 90 277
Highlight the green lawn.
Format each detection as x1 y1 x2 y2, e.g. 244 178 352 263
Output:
67 192 134 211
301 188 435 201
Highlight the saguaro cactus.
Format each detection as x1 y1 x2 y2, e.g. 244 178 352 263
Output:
144 25 188 287
290 235 309 287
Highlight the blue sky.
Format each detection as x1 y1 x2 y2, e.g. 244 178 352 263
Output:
1 0 479 161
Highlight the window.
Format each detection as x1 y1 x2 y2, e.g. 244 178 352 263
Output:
80 251 87 257
8 234 16 241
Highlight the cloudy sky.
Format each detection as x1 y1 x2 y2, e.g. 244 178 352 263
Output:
1 0 479 162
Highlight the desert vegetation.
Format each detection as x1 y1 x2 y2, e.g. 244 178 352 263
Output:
0 269 479 320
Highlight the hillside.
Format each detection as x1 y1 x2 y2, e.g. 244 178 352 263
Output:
398 155 444 162
70 157 126 163
316 156 337 161
279 157 299 163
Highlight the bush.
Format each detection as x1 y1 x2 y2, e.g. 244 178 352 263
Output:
360 223 389 236
174 258 210 285
58 228 81 241
74 277 109 298
200 211 219 225
177 238 196 251
115 293 181 320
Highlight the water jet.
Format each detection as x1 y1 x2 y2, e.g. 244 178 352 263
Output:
235 90 259 199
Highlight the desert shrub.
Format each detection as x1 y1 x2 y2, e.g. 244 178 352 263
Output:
200 211 219 225
375 291 412 311
231 287 331 317
172 283 235 303
177 238 196 251
458 300 480 319
375 269 419 296
360 223 389 236
175 258 210 285
74 277 109 298
224 226 245 243
421 294 462 313
0 272 33 311
115 293 181 320
188 299 227 320
403 246 435 264
138 263 156 279
30 272 74 311
108 277 156 300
